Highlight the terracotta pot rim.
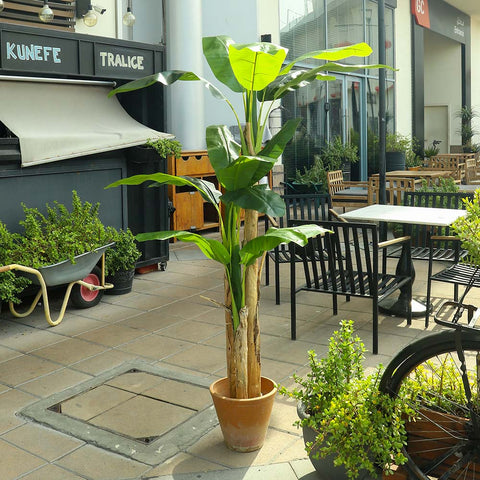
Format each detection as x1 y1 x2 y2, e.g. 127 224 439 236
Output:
209 376 277 402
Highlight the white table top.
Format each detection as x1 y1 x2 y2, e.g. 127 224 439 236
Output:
339 204 467 227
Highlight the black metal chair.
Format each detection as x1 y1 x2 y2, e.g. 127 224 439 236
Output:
386 191 474 327
290 219 413 354
264 193 331 304
387 191 473 263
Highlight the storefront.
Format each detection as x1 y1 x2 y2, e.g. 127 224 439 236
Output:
0 22 169 268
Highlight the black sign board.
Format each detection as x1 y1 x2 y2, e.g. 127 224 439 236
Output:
1 30 79 74
94 44 154 78
429 0 469 44
0 23 164 80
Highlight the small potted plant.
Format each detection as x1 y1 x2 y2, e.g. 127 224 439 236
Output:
104 227 141 295
278 320 418 480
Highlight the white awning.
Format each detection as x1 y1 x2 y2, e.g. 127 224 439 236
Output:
0 79 172 167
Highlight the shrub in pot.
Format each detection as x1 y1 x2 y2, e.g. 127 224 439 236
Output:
104 228 141 295
278 320 417 479
107 36 391 452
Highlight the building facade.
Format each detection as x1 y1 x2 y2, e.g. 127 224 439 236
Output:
1 0 479 181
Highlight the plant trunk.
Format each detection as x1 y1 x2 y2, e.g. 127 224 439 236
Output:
225 277 235 397
244 209 261 398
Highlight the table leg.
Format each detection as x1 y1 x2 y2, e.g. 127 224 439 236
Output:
379 233 429 318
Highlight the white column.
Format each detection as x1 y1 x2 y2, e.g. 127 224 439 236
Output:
165 0 205 150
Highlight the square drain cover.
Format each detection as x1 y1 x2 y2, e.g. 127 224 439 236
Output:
20 362 218 465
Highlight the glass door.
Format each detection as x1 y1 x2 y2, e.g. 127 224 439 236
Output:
327 75 365 180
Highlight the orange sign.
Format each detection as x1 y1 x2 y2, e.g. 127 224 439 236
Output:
411 0 430 29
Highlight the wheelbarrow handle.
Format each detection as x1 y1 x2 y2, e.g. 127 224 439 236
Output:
0 264 15 273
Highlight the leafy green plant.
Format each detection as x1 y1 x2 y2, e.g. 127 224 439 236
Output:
294 136 358 189
0 221 31 304
278 320 418 479
146 137 182 158
104 228 141 276
10 191 111 269
452 190 480 266
417 177 459 194
107 36 391 400
456 106 478 150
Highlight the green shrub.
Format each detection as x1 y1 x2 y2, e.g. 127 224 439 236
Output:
278 320 418 479
104 227 141 276
146 138 182 158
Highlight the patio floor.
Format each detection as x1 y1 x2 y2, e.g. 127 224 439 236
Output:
0 231 479 480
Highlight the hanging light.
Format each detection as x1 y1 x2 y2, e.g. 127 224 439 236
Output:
123 0 135 27
83 3 98 27
39 0 54 22
0 0 5 13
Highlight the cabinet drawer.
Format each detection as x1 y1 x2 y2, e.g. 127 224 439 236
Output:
175 152 212 176
173 191 204 230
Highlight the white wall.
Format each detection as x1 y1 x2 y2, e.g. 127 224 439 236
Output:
470 16 480 146
201 0 259 141
424 29 462 149
75 0 117 37
394 0 413 138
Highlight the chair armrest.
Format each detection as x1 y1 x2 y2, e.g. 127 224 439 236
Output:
378 236 411 249
430 235 459 242
342 181 368 187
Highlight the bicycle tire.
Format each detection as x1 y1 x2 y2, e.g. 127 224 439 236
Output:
379 330 480 480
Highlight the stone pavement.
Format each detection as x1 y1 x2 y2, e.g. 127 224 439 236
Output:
0 236 477 480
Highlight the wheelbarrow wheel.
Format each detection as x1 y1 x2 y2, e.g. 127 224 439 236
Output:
71 266 104 309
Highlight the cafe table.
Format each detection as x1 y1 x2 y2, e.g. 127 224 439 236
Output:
371 169 451 183
339 204 467 317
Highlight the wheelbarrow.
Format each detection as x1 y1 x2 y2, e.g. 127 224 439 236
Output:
0 243 114 326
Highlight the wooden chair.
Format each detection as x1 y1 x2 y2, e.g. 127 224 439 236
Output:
368 176 419 205
425 154 475 183
264 193 331 304
327 170 369 210
464 157 480 184
290 219 413 354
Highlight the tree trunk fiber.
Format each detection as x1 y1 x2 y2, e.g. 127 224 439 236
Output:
233 307 249 399
225 277 236 398
244 209 261 398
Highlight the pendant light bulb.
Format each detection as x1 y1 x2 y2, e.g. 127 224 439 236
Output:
83 4 98 27
122 7 135 27
39 1 54 22
0 0 5 13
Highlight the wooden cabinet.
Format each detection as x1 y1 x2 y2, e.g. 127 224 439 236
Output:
168 150 220 231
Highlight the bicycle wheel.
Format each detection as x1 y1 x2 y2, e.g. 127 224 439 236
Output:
379 330 480 480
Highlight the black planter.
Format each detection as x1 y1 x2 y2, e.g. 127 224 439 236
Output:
106 269 135 295
297 402 382 480
386 151 406 171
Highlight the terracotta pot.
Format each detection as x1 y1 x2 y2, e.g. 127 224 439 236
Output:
209 376 276 452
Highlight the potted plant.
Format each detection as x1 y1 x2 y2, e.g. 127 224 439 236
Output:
279 320 418 480
293 136 359 191
145 137 182 159
385 132 415 171
107 36 390 452
104 227 141 295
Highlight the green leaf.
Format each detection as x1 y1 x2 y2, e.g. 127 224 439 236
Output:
260 118 301 159
218 156 275 190
202 36 244 93
261 69 335 101
240 225 329 266
106 173 221 205
228 43 287 91
221 186 285 217
281 42 373 75
108 70 226 101
136 231 230 265
206 125 241 172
